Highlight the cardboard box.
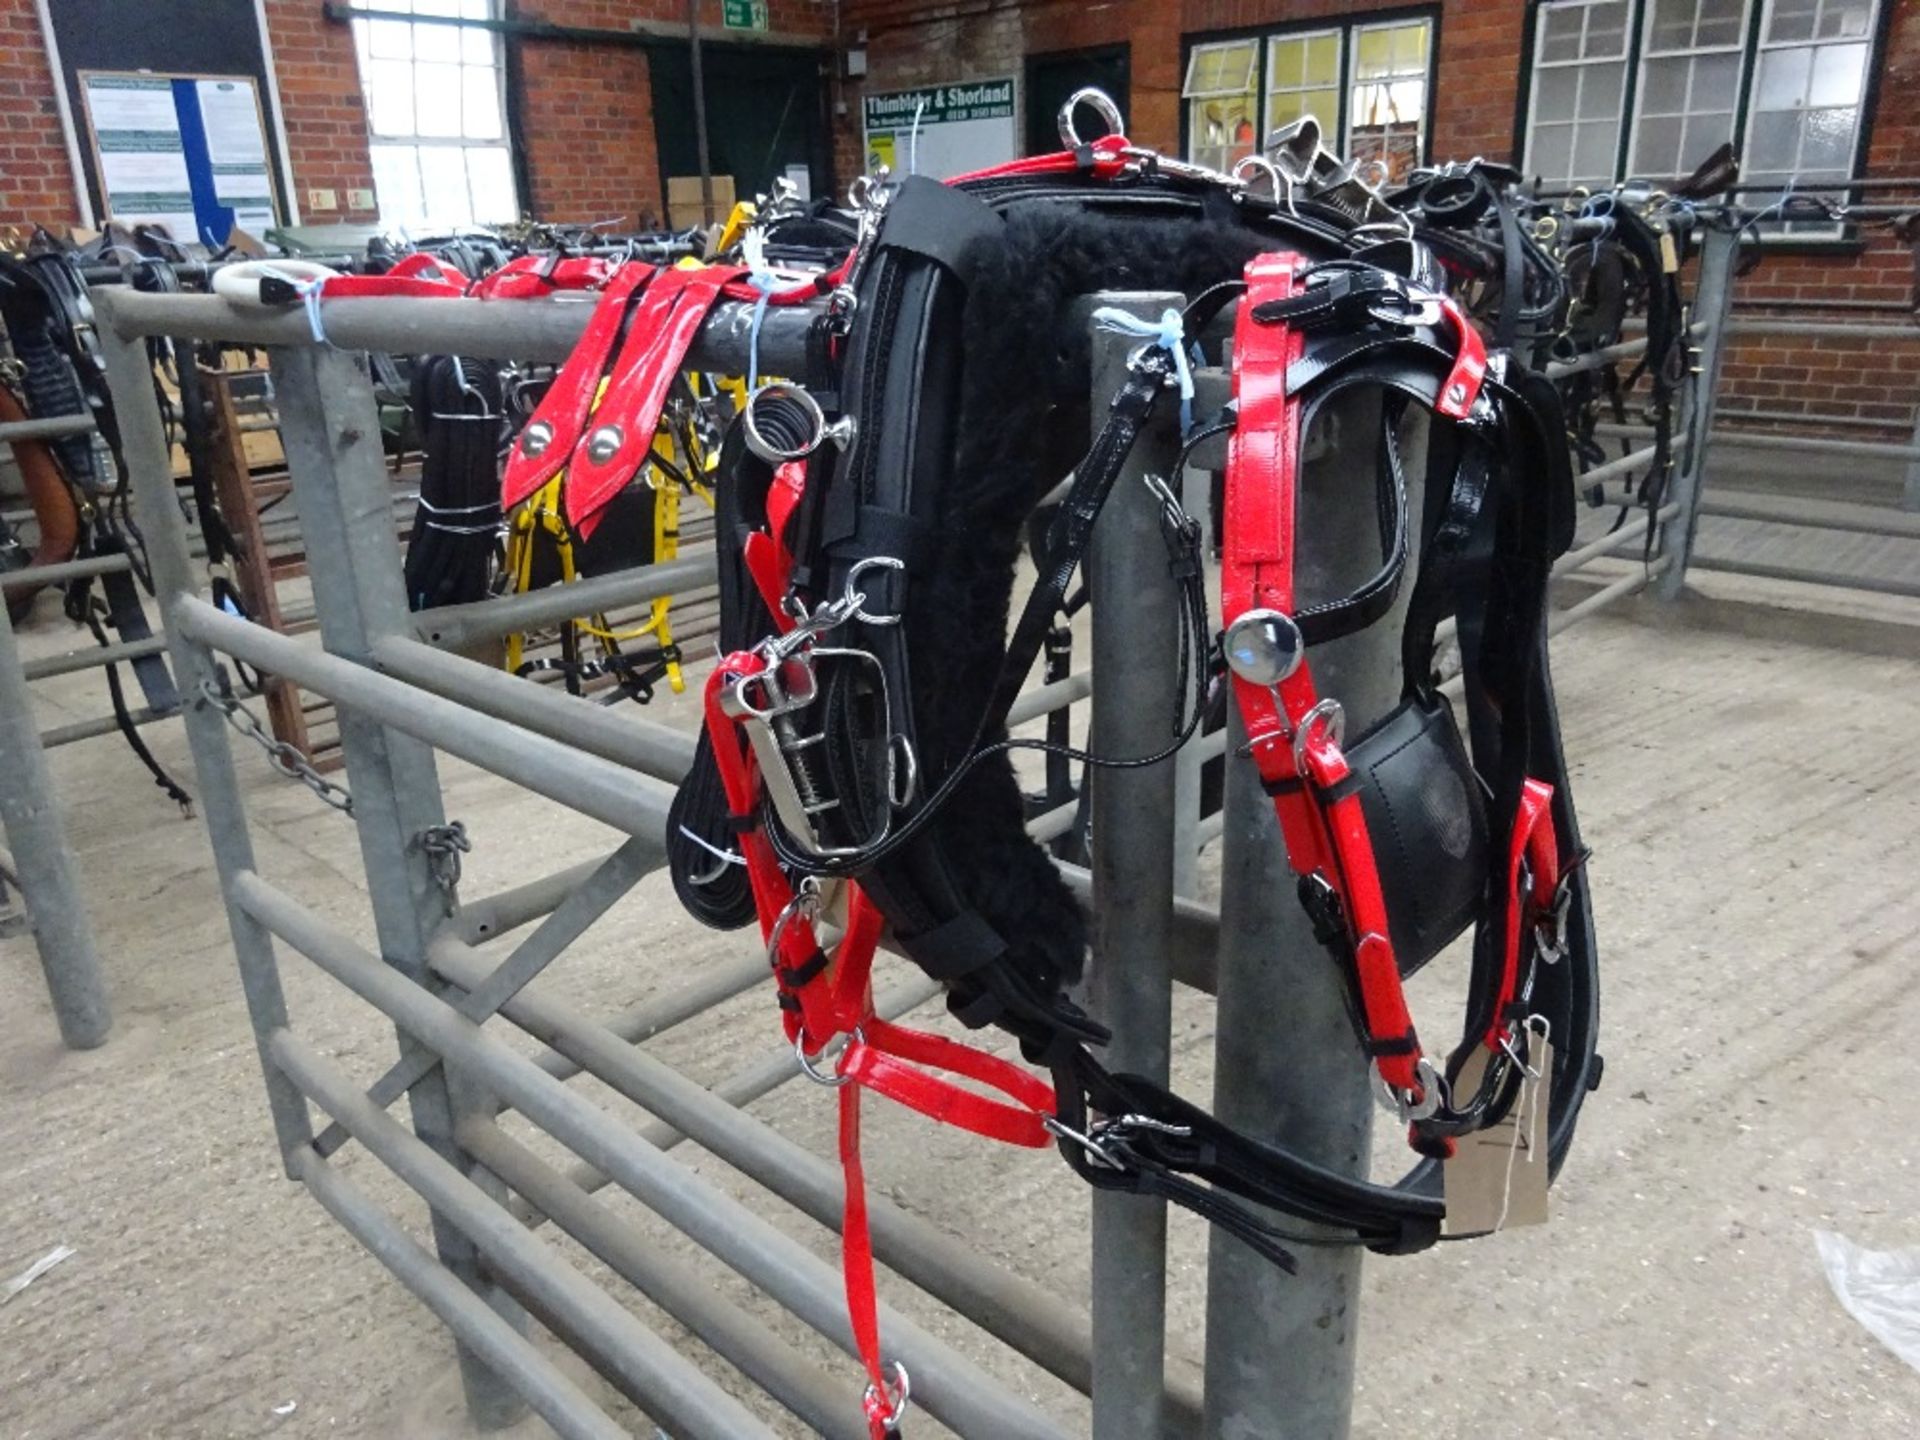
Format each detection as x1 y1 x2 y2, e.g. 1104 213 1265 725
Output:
666 174 736 230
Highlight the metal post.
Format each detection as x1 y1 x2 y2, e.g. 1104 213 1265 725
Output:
0 596 110 1049
95 305 315 1158
1202 390 1422 1440
1658 224 1739 599
687 0 715 227
1084 292 1184 1440
266 343 527 1430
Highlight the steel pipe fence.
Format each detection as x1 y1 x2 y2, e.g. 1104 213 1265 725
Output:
59 219 1751 1434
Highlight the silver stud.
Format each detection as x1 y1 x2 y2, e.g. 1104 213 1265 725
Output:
1224 609 1305 686
586 424 623 465
519 420 553 458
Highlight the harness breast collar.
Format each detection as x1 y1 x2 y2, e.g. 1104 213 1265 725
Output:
661 113 1603 1437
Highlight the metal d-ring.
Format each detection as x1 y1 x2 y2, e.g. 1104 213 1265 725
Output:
1058 87 1125 148
1291 697 1345 776
741 382 856 465
1377 1055 1448 1123
795 1025 860 1087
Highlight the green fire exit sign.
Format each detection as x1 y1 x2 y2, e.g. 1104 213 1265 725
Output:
722 0 768 30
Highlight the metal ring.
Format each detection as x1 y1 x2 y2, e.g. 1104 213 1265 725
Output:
1291 698 1345 776
1058 87 1124 148
741 382 827 464
863 1360 912 1428
843 555 906 626
795 1028 855 1087
1231 155 1283 199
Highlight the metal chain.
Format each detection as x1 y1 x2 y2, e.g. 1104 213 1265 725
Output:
416 821 471 894
196 677 355 815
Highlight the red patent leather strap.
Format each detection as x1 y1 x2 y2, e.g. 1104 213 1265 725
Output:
314 252 469 300
471 253 614 299
1225 252 1427 1100
946 133 1132 184
1486 778 1560 1047
566 265 744 536
1433 295 1489 420
840 1021 1055 1147
743 460 808 623
499 263 653 511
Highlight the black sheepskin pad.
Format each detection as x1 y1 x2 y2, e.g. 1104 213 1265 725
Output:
901 204 1311 1015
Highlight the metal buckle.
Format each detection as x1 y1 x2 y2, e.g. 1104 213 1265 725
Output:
1533 873 1574 965
1042 1114 1125 1171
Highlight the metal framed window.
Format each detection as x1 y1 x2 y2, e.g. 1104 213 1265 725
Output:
351 0 520 231
1264 29 1343 140
1182 14 1436 183
1183 39 1262 175
1628 0 1754 180
1525 1 1633 188
1347 19 1432 181
1743 0 1878 232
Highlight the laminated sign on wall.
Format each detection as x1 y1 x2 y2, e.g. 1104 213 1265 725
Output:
863 78 1016 181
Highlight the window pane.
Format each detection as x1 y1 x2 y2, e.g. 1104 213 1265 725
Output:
1303 87 1338 125
1536 67 1579 122
413 0 463 65
370 144 425 227
1636 113 1682 173
1802 104 1860 169
1268 91 1312 132
1188 95 1256 169
415 62 463 138
368 18 411 59
1697 0 1746 46
367 58 416 136
1356 28 1392 78
1747 109 1801 170
1648 0 1696 50
420 145 474 227
1755 46 1813 108
1639 56 1689 113
1541 3 1585 61
1573 124 1617 180
1809 41 1868 106
1770 0 1819 40
1305 34 1340 84
462 23 494 66
462 65 502 140
1531 122 1575 180
1185 41 1257 97
1587 1 1630 53
1270 38 1308 88
1817 0 1873 39
1391 21 1428 70
1580 61 1626 120
1690 51 1741 104
466 145 518 224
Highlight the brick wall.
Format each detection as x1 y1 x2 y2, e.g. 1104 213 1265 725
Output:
0 0 79 224
263 0 380 223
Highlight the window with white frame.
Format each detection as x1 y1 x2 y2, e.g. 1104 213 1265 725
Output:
1523 0 1883 209
1526 1 1631 188
352 0 520 232
1183 14 1435 183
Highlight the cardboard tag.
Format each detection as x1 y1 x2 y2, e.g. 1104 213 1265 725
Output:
1441 1036 1552 1237
1659 229 1680 274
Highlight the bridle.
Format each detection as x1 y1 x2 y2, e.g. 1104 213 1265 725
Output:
664 107 1602 1438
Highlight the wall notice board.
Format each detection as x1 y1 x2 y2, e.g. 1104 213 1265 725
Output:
41 0 295 236
79 72 280 244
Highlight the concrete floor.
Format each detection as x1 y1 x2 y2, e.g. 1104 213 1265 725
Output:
1 569 1918 1440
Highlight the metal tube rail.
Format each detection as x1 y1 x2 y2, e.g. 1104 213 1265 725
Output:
1543 333 1649 379
232 870 1073 1440
40 706 168 750
174 596 675 840
0 413 97 443
268 1030 784 1440
1725 317 1920 340
1696 491 1920 539
1689 555 1920 600
1007 668 1093 729
0 600 110 1048
289 1148 629 1440
424 938 1145 1423
20 635 168 682
1682 427 1920 464
458 1125 867 1440
0 552 132 589
416 552 719 650
373 633 697 784
98 287 818 371
454 856 605 941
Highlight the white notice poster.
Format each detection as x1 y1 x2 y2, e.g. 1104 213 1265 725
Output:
84 74 198 238
862 78 1016 181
